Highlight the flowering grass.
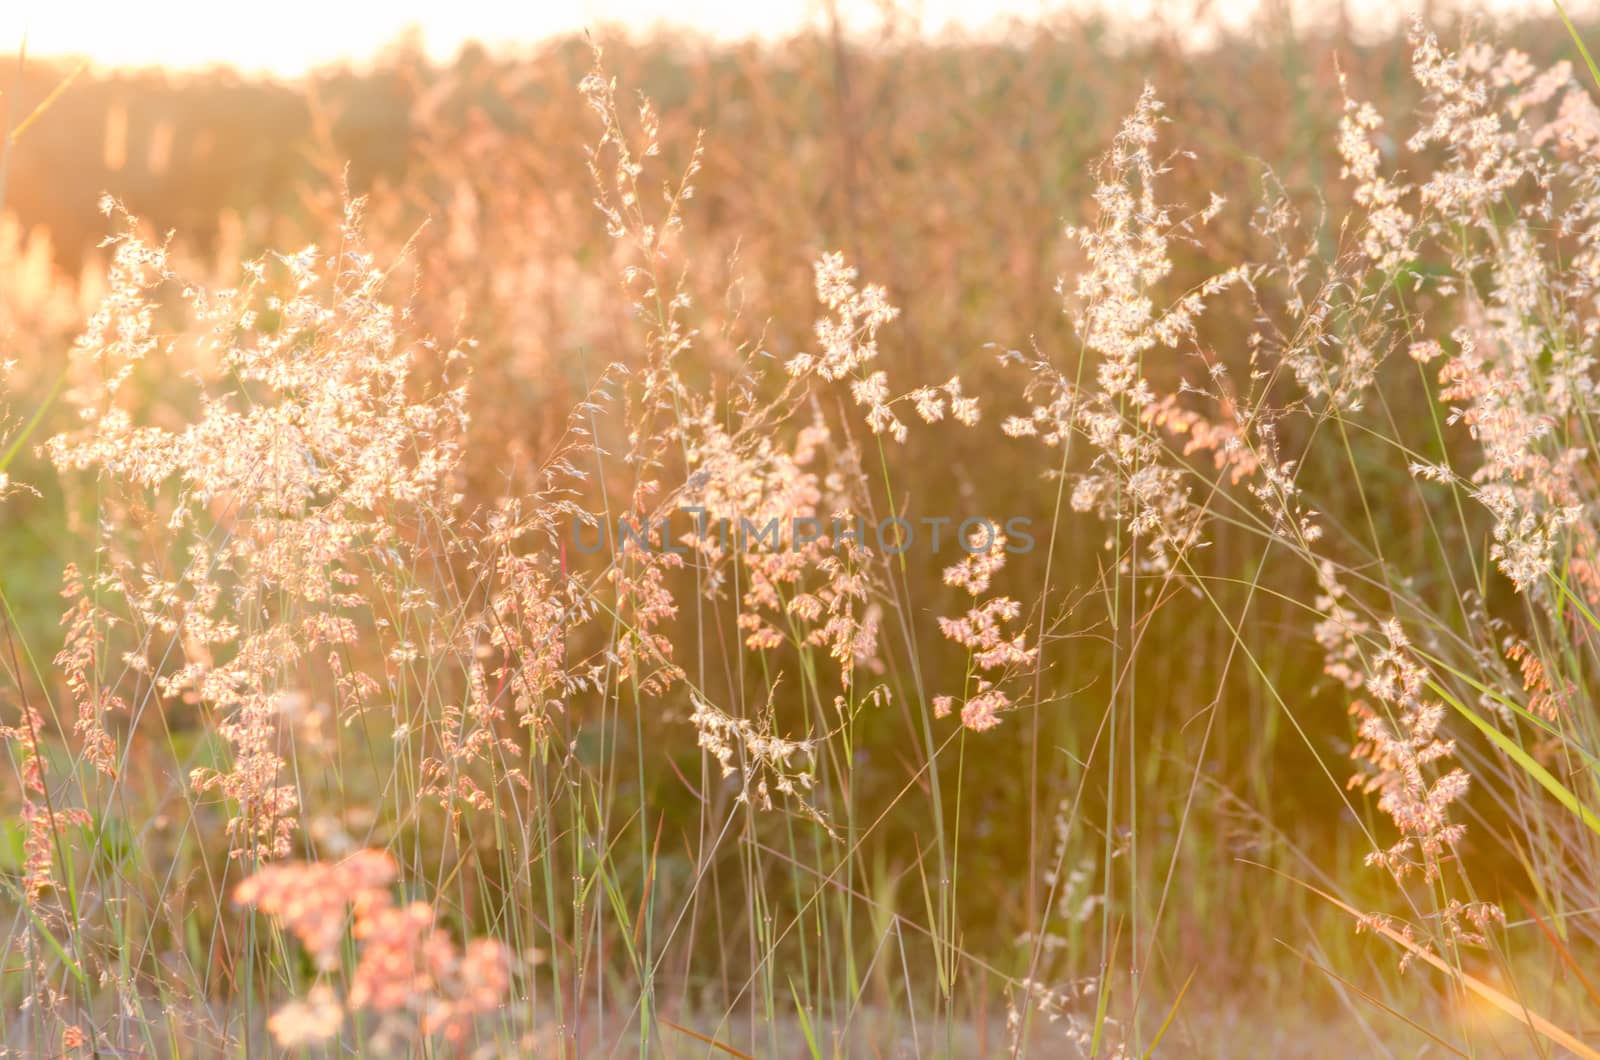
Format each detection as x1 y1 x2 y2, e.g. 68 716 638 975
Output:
4 8 1600 1057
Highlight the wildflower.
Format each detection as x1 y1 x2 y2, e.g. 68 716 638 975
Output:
237 850 511 1042
268 985 343 1048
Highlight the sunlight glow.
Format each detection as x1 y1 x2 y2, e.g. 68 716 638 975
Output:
0 0 1048 76
0 0 1588 77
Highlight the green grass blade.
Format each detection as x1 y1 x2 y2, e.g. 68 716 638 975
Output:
1427 677 1600 839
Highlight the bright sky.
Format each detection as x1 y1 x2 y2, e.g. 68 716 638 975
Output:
0 0 1588 77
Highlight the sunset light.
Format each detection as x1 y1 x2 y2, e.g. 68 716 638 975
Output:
3 0 1052 75
2 0 1557 76
5 1 1600 1056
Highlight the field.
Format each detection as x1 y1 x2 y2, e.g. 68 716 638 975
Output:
3 3 1600 1055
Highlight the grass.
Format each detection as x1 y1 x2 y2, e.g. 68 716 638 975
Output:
2 5 1600 1057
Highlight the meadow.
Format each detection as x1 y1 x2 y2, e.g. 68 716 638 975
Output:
3 4 1600 1055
